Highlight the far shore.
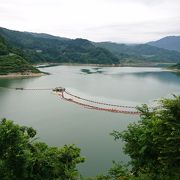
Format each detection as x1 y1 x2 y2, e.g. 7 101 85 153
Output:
1 63 178 78
0 72 46 78
35 62 177 68
35 63 117 68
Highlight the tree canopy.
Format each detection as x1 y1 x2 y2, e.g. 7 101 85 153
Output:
0 96 179 179
0 119 85 180
111 96 180 179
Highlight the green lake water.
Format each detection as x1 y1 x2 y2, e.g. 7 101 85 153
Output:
0 66 180 176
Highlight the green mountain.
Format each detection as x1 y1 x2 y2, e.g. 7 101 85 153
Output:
0 35 40 75
27 32 69 41
1 27 180 65
148 36 180 52
95 42 180 63
0 27 119 64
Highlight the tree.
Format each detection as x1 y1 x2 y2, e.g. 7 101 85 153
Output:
111 96 180 179
0 119 85 179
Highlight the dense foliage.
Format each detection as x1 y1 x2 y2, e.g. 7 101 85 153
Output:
0 97 179 179
0 55 40 75
0 36 9 55
111 96 180 179
0 35 40 75
1 27 180 65
96 42 180 63
0 27 119 64
0 119 85 179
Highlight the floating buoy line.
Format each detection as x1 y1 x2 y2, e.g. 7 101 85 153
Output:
0 86 142 115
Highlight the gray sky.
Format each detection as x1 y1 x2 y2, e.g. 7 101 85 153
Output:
0 0 180 43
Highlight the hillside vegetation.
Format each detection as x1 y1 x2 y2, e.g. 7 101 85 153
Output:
96 42 180 63
0 27 119 64
0 35 40 75
0 55 40 75
1 26 180 73
0 36 8 55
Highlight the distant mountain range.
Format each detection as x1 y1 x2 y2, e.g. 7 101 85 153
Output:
148 36 180 52
0 26 180 66
95 41 180 63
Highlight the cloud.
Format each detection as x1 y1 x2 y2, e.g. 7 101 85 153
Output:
83 17 180 43
109 0 177 7
0 0 180 42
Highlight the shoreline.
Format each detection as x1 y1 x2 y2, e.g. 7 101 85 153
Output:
0 72 46 78
35 62 177 68
35 63 116 68
1 64 178 78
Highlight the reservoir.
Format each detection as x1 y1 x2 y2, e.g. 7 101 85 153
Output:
0 66 180 176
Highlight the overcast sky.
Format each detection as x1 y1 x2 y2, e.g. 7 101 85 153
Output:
0 0 180 43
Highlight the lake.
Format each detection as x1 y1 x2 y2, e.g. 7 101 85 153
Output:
0 66 180 177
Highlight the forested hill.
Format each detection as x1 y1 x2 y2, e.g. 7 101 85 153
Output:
0 35 40 75
95 42 180 63
1 27 180 64
0 27 119 64
148 36 180 52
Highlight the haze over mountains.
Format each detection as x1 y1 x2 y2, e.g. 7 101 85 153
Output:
0 27 180 66
148 36 180 52
96 41 180 63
